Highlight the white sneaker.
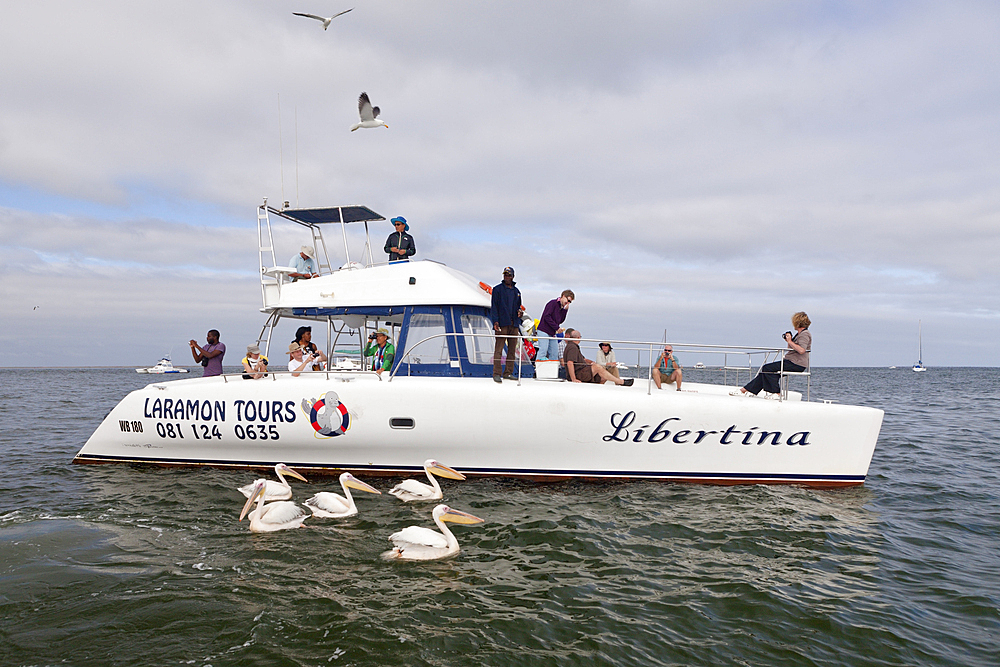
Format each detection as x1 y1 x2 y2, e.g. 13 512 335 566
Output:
730 389 748 397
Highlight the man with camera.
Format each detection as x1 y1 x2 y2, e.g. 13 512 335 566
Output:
364 328 395 376
287 342 319 377
653 345 683 391
189 330 226 377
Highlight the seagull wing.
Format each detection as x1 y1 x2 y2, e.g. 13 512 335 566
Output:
372 106 380 119
331 8 354 19
293 13 326 22
358 92 375 121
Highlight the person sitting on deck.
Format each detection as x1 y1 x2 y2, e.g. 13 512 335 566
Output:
733 311 811 397
596 342 620 379
563 330 633 386
364 328 395 376
289 245 319 280
653 345 683 391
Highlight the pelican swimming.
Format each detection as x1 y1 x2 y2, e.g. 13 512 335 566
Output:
350 92 388 131
303 472 381 518
292 8 353 30
239 481 310 533
383 504 484 561
388 459 465 502
237 463 307 501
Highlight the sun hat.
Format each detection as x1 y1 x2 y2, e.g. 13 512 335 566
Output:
391 216 409 232
600 342 613 349
288 342 302 354
376 328 390 338
300 245 315 259
247 344 261 355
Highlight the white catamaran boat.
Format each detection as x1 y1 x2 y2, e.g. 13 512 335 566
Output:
912 320 927 372
75 201 884 487
135 356 189 374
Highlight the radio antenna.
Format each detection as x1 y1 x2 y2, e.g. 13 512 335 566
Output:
295 105 300 207
278 93 285 203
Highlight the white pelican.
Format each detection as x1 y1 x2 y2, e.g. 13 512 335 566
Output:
388 459 465 502
350 92 388 131
303 472 381 518
237 463 307 501
292 8 353 30
239 481 310 533
383 504 484 561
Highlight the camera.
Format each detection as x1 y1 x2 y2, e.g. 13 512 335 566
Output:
783 331 793 340
368 333 377 341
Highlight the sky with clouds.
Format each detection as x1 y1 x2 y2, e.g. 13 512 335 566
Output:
2 0 998 367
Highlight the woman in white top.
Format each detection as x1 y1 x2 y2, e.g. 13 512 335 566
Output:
595 342 620 379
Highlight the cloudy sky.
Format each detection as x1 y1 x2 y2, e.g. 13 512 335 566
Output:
2 1 998 367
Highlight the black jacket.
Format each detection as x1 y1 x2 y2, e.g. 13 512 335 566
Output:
384 231 416 261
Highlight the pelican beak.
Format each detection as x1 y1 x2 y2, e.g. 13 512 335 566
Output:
430 462 466 481
239 484 264 521
284 467 308 483
442 507 484 525
344 474 381 495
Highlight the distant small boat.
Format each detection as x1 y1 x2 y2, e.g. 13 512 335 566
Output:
694 362 706 369
912 320 927 372
136 356 188 374
889 366 897 370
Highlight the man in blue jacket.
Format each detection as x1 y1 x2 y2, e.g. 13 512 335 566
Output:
490 266 522 382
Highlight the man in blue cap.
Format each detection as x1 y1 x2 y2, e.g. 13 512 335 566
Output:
384 216 416 262
490 266 522 382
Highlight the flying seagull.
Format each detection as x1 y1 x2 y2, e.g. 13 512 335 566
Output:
351 92 388 131
292 8 353 30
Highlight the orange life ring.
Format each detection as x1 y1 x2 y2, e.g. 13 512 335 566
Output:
479 281 493 294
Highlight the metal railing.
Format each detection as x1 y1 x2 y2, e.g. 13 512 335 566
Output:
388 331 809 400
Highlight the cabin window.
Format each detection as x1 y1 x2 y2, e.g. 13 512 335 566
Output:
405 313 449 364
389 417 415 429
461 314 495 364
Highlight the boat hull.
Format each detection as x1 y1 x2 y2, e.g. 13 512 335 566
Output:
74 374 883 487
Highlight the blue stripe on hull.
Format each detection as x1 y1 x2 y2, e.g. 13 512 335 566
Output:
72 453 865 485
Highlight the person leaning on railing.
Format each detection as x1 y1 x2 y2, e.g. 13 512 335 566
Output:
734 311 811 397
287 343 318 377
242 345 269 380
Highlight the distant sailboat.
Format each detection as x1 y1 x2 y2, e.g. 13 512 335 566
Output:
912 320 927 372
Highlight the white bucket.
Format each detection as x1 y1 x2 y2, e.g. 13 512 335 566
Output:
535 360 561 380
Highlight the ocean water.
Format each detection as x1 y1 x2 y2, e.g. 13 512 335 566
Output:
1 367 998 666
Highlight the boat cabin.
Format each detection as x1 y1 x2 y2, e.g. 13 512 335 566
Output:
254 200 528 378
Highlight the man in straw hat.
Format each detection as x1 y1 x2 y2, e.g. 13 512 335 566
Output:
289 245 319 280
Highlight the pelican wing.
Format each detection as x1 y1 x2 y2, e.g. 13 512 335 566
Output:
238 479 291 500
358 92 375 121
388 479 437 501
390 525 449 549
304 492 350 514
259 501 309 526
293 13 326 21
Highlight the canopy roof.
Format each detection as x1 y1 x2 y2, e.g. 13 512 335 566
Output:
267 205 385 226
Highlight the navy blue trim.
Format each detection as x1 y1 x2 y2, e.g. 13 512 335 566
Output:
72 454 865 483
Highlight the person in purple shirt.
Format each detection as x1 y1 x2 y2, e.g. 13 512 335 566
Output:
189 329 226 377
535 289 574 361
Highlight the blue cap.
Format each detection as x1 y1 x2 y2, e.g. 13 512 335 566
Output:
503 266 514 276
391 216 409 232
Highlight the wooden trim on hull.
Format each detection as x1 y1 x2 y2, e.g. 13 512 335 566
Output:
72 453 866 487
